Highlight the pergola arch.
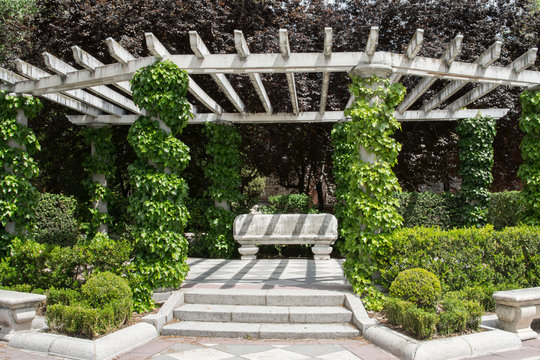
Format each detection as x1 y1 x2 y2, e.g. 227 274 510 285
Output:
2 27 537 125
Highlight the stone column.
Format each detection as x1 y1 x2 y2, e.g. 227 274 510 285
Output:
351 63 394 166
4 110 27 235
89 124 109 234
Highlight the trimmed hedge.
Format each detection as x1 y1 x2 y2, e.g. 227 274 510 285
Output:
45 272 132 339
32 193 80 247
389 268 441 309
380 225 540 291
398 191 459 229
397 191 525 229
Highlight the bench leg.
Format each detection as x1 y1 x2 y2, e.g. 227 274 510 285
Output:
496 303 538 340
312 245 332 260
238 245 259 260
0 307 36 335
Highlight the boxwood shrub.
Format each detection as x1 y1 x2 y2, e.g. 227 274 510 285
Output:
397 191 525 229
380 225 540 291
389 268 441 309
45 272 132 339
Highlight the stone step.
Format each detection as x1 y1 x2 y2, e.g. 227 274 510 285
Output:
174 304 353 323
183 288 345 306
161 321 360 339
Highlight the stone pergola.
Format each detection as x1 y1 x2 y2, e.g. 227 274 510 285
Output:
1 27 539 232
1 27 538 126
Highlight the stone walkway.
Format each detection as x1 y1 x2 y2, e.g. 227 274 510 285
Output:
116 337 397 360
182 258 351 291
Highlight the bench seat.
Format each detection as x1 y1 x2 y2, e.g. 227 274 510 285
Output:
493 287 540 340
233 214 338 260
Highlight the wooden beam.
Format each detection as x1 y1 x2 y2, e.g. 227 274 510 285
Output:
42 52 142 114
320 28 332 114
71 45 132 95
6 52 540 96
67 108 510 125
15 59 126 116
280 29 299 115
446 48 538 111
0 67 101 116
234 30 272 113
391 28 424 84
397 34 464 114
189 31 245 113
365 26 379 56
422 41 502 112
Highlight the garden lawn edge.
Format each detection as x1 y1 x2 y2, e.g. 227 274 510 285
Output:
8 322 158 360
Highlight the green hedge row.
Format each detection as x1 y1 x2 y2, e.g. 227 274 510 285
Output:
45 272 132 339
397 191 526 230
380 225 540 291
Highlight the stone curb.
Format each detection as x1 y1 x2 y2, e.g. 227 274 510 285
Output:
343 293 378 334
143 290 185 332
8 322 158 360
362 320 522 360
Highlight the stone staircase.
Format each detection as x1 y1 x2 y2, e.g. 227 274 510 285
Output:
161 288 360 339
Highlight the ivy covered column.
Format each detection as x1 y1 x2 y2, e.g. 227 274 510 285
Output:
82 125 116 234
456 115 496 226
127 60 192 311
0 93 42 256
202 122 242 259
332 70 405 294
518 89 540 225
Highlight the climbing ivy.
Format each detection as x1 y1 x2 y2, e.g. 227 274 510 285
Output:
518 89 540 225
82 126 116 234
127 60 192 311
456 115 497 227
202 122 242 259
332 76 405 293
0 91 41 257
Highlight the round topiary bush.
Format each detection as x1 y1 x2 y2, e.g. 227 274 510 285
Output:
82 271 132 311
389 268 441 309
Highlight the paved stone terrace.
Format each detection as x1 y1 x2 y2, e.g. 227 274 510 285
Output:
182 258 351 291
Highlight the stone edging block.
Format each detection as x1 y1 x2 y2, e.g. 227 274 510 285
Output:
9 322 158 360
363 324 522 360
143 290 185 331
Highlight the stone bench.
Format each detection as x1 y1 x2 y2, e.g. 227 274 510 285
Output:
233 213 338 260
493 287 540 340
0 289 46 338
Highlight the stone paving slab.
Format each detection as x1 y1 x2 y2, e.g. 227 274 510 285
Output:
115 336 398 360
182 258 350 290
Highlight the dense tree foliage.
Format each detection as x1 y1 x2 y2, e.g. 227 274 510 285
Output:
2 0 539 203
